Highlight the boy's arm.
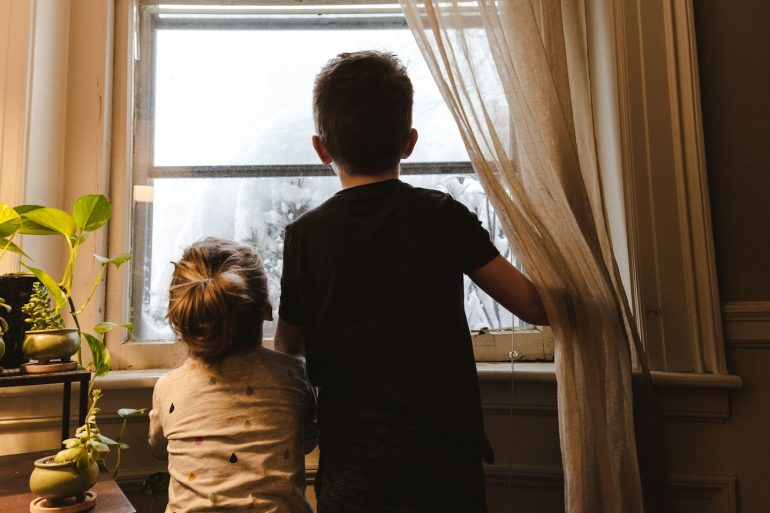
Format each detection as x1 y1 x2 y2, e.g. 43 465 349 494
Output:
274 317 305 356
470 255 549 326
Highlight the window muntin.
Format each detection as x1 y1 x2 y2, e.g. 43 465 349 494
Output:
132 5 525 341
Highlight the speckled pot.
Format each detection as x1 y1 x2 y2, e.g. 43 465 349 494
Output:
22 328 80 363
29 455 98 500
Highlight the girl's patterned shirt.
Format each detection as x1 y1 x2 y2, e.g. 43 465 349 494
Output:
149 346 317 513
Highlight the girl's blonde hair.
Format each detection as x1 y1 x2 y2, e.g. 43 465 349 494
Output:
167 237 269 363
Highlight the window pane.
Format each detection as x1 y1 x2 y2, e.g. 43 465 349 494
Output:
138 174 514 340
154 24 469 166
133 9 522 341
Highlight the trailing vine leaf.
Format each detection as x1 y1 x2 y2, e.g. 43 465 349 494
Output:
73 195 111 232
20 263 66 309
95 321 134 334
118 408 149 418
19 207 75 238
83 332 112 376
94 253 132 267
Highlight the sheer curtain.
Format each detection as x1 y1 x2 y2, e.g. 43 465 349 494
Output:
400 1 647 512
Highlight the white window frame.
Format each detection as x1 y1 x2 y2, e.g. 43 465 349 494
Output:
27 0 723 375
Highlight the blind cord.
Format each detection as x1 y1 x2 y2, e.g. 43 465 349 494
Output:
507 329 518 513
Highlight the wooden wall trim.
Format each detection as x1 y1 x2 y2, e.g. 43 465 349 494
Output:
723 301 770 348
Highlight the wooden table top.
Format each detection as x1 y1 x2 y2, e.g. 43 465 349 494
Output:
0 451 136 513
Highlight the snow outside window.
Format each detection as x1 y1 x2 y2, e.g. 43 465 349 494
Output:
132 5 525 341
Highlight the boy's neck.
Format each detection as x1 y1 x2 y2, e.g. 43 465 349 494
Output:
337 167 400 189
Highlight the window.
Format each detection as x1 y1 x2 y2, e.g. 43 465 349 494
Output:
130 2 534 346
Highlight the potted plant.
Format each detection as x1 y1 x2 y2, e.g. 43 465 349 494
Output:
28 388 148 510
9 194 132 375
28 388 127 510
20 282 80 371
4 194 145 509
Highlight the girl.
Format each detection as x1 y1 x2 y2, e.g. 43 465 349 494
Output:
149 237 317 513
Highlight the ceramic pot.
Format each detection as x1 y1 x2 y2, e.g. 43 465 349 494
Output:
0 274 37 368
29 455 99 500
23 328 80 363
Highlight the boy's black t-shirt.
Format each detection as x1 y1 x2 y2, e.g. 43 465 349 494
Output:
279 178 499 462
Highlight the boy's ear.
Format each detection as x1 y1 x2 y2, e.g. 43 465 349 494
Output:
263 303 274 322
312 135 333 165
401 128 419 159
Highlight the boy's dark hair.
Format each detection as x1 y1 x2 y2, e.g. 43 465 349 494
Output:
167 237 269 363
313 50 414 175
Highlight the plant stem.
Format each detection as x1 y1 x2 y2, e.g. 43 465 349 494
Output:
76 264 106 315
67 296 84 366
111 417 129 480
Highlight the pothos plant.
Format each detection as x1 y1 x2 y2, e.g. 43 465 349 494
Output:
55 388 148 479
1 195 149 479
7 194 132 375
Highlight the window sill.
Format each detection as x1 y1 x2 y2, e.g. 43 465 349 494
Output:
0 364 742 394
477 362 742 422
0 364 742 423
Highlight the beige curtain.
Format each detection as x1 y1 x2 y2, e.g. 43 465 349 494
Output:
400 1 647 512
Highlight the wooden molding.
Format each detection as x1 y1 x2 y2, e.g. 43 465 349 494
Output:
484 463 563 488
722 301 770 347
666 473 737 513
612 0 726 374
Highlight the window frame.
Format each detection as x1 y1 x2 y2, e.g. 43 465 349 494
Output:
110 0 546 368
101 0 727 375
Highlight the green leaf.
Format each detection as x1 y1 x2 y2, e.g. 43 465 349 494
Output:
0 238 29 258
83 333 111 376
88 440 110 453
13 206 57 235
94 321 134 334
72 195 111 232
118 407 148 418
63 438 81 449
70 233 88 246
0 203 21 238
143 472 170 496
20 264 67 308
19 207 75 238
94 252 132 268
76 449 89 472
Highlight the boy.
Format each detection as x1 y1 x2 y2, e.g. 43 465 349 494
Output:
275 51 547 513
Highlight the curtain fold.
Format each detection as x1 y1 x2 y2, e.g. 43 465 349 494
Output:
400 1 647 512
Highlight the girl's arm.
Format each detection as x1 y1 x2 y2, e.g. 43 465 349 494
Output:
148 385 169 460
302 364 318 454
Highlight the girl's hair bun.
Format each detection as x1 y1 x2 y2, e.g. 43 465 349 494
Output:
166 237 269 363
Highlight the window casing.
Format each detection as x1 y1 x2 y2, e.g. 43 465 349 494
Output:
96 0 727 374
127 1 540 359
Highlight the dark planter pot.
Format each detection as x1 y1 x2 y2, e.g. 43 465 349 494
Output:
0 274 38 369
